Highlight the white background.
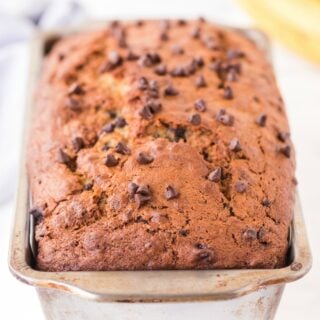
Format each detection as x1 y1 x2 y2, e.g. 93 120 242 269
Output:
0 0 319 319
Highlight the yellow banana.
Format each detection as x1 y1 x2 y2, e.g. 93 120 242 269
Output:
237 0 320 64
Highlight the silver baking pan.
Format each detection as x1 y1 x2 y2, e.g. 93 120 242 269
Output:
9 22 312 320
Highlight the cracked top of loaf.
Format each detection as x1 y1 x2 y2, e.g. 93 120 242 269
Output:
28 19 295 271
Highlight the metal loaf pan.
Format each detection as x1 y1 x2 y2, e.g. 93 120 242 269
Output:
9 22 312 320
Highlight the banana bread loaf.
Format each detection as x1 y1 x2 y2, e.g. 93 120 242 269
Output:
28 19 295 271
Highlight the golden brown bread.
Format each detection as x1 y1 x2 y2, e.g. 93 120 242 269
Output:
28 19 295 271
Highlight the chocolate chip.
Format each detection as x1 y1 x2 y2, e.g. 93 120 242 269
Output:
68 83 85 95
229 138 241 152
128 182 139 196
217 108 226 116
177 19 187 26
255 113 267 127
229 63 241 75
223 86 233 99
110 20 123 33
112 27 127 48
149 80 159 92
108 110 117 119
227 49 245 60
44 36 61 55
114 117 127 128
191 26 201 38
138 53 161 67
219 114 234 126
174 126 186 141
75 64 84 71
262 199 272 207
115 142 131 155
173 62 190 78
100 51 123 72
105 154 119 167
146 88 159 99
217 82 224 89
198 16 206 23
110 20 120 28
164 84 179 96
253 96 260 103
138 78 159 98
136 184 151 196
135 185 152 207
194 99 207 112
29 208 43 222
139 105 154 120
277 131 289 142
207 41 220 51
189 113 201 125
136 20 144 26
65 97 81 112
138 54 152 67
126 51 139 61
278 145 291 158
134 193 151 208
203 36 218 50
257 227 268 243
170 66 189 77
72 137 84 152
242 228 257 240
196 250 214 262
235 181 247 193
84 182 93 191
208 167 222 182
90 135 98 146
171 44 184 55
210 60 222 73
58 53 65 61
216 109 234 126
195 243 206 249
179 229 189 237
149 52 161 63
101 144 110 151
102 123 115 133
160 31 169 41
57 149 76 171
164 185 179 200
137 152 154 165
195 75 207 88
137 77 149 90
154 64 167 76
119 36 127 48
139 99 162 120
147 100 162 113
211 61 241 79
135 193 151 208
194 56 204 68
188 60 199 74
226 69 238 82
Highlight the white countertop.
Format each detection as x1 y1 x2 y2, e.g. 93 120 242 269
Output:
0 0 319 319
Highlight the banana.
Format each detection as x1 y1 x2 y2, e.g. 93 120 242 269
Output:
237 0 320 63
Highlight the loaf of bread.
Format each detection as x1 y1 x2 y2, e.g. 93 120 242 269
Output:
28 19 295 271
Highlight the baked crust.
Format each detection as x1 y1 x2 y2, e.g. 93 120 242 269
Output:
28 20 295 271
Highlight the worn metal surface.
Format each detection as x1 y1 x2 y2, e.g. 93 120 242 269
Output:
37 285 284 320
8 22 312 320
